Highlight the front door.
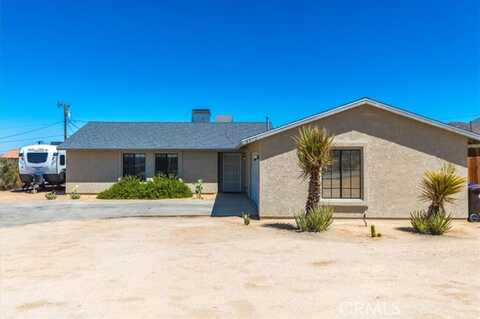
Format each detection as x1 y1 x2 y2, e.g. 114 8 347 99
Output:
223 153 242 192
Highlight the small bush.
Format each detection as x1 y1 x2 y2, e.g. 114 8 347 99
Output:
410 210 453 235
295 206 333 232
195 179 203 198
70 185 81 200
45 191 57 200
242 212 250 225
0 159 21 190
97 176 192 199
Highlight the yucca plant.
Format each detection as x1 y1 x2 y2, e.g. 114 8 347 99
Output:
295 206 333 232
294 126 334 213
410 209 453 235
410 210 430 234
419 164 465 218
428 211 453 235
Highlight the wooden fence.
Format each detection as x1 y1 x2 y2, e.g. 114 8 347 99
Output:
468 157 480 184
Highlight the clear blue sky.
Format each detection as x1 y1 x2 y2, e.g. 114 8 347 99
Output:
1 0 479 153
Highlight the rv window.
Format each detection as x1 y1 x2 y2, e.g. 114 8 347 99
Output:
60 155 65 166
27 152 48 163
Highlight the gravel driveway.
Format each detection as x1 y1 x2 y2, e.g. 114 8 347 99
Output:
0 199 214 228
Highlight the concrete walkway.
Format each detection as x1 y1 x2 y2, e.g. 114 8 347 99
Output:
0 194 257 228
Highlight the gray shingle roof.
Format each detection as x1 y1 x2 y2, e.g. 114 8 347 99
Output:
59 122 268 150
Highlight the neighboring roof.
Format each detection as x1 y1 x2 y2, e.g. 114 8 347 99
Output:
1 148 19 159
241 97 480 145
449 118 480 134
59 122 268 150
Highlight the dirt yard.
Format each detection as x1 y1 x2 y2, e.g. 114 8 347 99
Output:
1 218 479 319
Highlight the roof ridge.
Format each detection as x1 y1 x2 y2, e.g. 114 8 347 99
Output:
86 121 266 124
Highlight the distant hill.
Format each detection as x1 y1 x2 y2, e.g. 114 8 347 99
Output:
449 117 480 134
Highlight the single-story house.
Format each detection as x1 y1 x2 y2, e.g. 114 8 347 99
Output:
59 98 480 218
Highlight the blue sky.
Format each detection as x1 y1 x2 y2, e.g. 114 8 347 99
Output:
1 0 479 153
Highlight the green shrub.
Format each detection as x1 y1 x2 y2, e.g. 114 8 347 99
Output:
295 206 333 232
143 176 193 199
410 210 453 235
97 176 144 199
0 159 21 190
97 176 192 199
45 191 57 200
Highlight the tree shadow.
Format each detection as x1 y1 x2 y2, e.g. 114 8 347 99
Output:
262 222 297 231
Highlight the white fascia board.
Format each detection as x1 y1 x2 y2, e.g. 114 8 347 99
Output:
240 98 480 145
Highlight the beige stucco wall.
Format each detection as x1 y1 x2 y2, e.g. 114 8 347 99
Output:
244 103 469 218
66 150 218 193
181 151 218 193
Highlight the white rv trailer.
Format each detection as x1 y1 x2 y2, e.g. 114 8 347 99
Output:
18 144 66 188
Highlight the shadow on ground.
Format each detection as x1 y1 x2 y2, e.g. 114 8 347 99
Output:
262 222 297 231
211 193 258 217
11 185 66 194
395 227 417 233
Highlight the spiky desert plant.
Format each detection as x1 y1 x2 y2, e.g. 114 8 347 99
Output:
294 206 333 232
419 164 465 218
294 126 334 213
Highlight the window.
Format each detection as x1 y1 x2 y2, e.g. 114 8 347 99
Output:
322 149 361 199
27 152 48 163
123 153 146 180
155 153 178 177
59 155 66 166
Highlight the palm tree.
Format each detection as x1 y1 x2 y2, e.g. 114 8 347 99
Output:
419 163 466 218
294 126 334 213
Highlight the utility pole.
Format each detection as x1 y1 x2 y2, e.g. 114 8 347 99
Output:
57 101 70 141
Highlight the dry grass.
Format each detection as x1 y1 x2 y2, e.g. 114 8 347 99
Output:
1 217 479 319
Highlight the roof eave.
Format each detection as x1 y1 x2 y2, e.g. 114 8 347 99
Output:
241 98 480 145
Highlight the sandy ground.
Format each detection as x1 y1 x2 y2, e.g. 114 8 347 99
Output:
1 217 479 319
0 190 216 203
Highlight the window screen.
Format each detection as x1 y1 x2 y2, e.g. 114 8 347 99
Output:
155 153 178 177
322 149 361 199
123 153 146 180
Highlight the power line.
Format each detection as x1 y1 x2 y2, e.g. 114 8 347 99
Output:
0 134 64 144
69 120 80 130
0 122 63 131
0 121 63 140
